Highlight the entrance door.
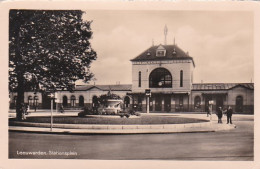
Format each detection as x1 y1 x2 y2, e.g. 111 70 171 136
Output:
164 95 171 112
235 96 243 112
155 96 162 111
205 95 212 111
146 96 153 111
216 95 224 111
149 98 153 111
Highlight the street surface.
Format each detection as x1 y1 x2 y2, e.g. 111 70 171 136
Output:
9 114 253 160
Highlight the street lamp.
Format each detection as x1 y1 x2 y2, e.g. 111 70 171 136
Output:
145 89 151 114
48 93 55 131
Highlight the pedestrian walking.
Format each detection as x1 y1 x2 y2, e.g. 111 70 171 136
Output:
206 105 210 117
217 106 223 123
34 104 37 112
60 105 64 113
226 106 233 124
20 103 27 120
25 104 30 115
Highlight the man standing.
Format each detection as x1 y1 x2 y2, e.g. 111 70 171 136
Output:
60 105 64 113
206 105 210 117
227 106 233 124
217 107 223 123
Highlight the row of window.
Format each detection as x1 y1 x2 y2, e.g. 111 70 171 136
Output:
194 95 244 111
62 95 84 107
134 95 244 112
13 95 131 108
62 95 132 108
138 68 183 88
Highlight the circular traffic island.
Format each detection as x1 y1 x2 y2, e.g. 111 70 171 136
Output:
10 115 209 125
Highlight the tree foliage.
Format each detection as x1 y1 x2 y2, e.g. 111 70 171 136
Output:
9 10 97 120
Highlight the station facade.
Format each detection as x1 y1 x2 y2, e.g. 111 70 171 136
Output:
9 44 254 114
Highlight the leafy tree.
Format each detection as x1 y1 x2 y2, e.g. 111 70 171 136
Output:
9 10 97 120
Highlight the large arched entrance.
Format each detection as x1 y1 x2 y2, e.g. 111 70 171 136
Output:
236 96 243 112
149 68 172 88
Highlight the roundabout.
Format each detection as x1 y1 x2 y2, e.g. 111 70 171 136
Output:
10 114 208 124
9 112 236 134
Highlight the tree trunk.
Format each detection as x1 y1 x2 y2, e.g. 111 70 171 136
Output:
16 70 25 121
15 22 25 121
15 26 25 121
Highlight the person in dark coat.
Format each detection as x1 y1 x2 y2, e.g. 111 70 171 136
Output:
206 105 210 117
226 106 233 124
217 107 223 123
60 105 64 113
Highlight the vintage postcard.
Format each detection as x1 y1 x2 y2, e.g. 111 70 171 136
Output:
0 1 259 169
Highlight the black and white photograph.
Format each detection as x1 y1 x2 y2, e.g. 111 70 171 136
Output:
1 1 260 169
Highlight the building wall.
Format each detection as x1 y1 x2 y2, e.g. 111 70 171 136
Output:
9 86 254 114
190 87 254 114
132 60 194 93
55 89 131 109
9 92 43 109
132 94 190 112
227 86 254 113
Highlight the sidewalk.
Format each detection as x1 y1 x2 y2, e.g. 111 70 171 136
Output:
9 112 236 134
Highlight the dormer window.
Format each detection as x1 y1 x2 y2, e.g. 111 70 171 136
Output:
173 48 176 55
156 50 166 57
156 45 166 57
147 52 151 56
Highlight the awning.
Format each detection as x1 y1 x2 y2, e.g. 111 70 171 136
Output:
201 91 228 95
127 91 190 95
126 92 145 95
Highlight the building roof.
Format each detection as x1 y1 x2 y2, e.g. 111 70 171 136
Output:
131 44 195 67
74 83 253 92
192 83 254 91
74 84 132 91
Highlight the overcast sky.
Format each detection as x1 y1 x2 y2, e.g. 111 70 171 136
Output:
78 10 253 85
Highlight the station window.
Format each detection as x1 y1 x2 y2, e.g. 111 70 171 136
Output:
180 70 183 87
138 71 141 87
149 68 172 88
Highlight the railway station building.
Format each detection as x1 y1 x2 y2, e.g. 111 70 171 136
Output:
9 44 254 114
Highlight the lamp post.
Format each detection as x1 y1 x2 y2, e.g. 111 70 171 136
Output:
145 89 151 114
48 93 55 131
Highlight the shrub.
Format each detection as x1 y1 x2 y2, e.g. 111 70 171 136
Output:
135 112 141 116
128 109 135 115
78 107 93 117
78 111 86 117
